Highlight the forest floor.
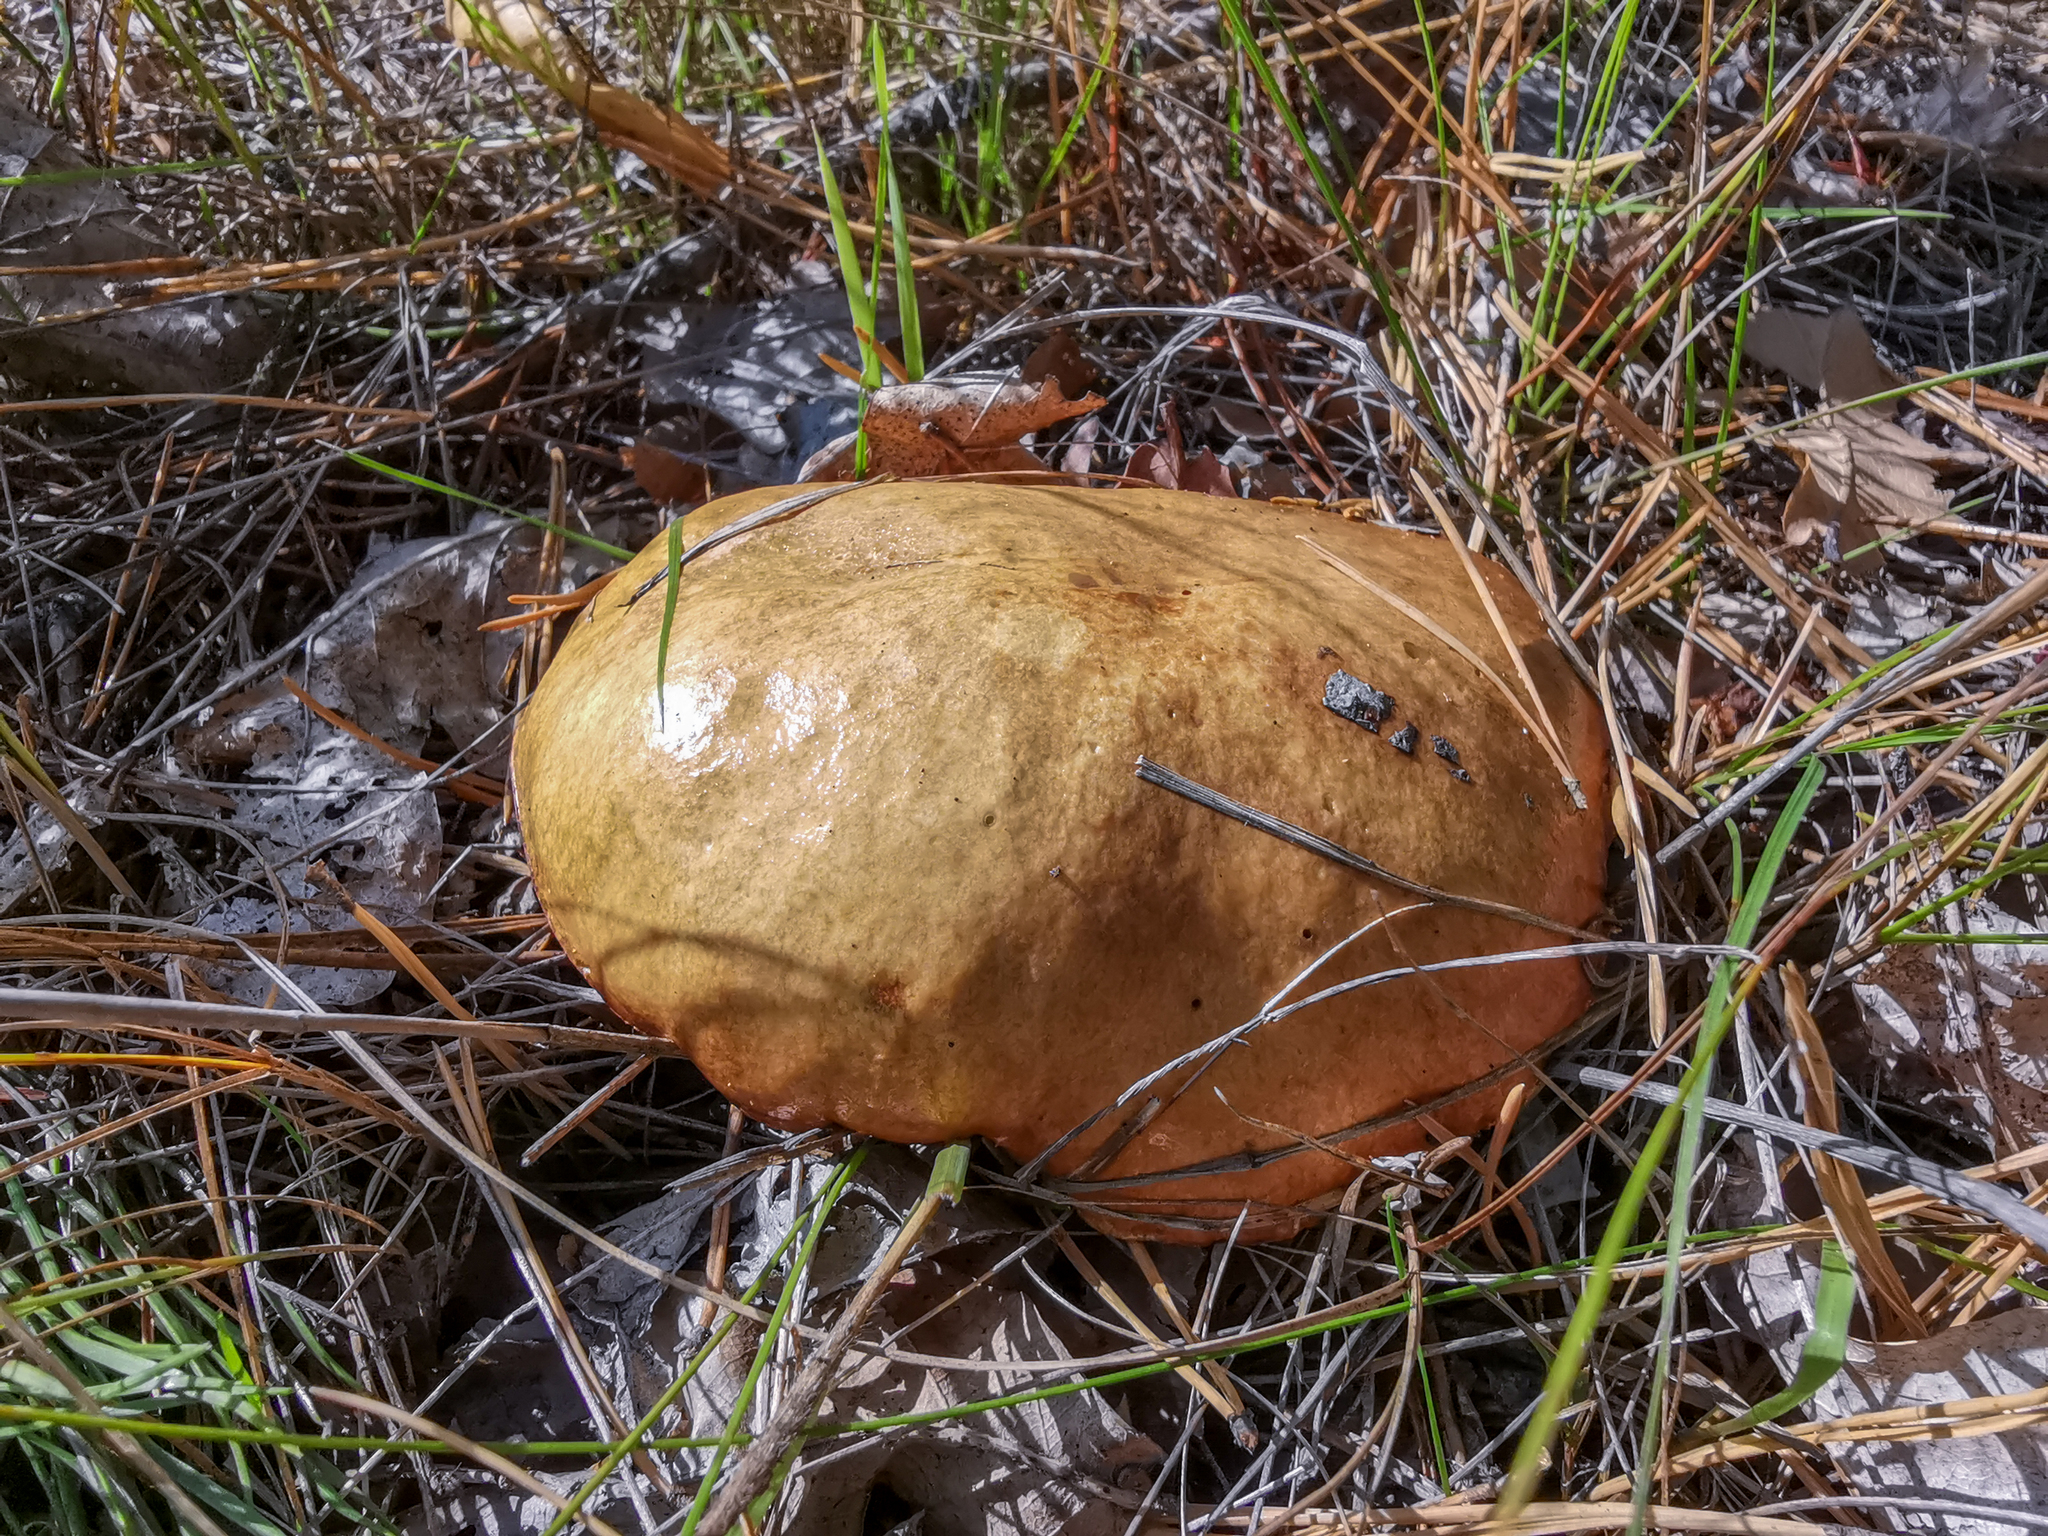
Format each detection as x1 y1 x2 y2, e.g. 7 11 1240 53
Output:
2 1 2047 1533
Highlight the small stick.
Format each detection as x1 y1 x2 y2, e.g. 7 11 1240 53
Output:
1735 604 1824 749
696 1103 748 1330
1476 1081 1541 1266
1412 475 1572 775
82 435 174 732
1056 1229 1252 1443
694 1145 970 1535
532 449 568 679
281 676 504 804
1134 758 1598 940
0 392 434 421
305 862 625 1153
1781 965 1924 1340
1670 593 1701 780
519 1057 653 1167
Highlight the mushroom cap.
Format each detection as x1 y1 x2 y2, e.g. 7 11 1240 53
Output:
514 484 1610 1241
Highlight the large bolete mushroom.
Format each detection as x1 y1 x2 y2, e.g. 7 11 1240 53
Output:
514 483 1610 1241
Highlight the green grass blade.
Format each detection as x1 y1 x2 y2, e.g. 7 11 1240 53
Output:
1214 0 1465 471
680 1146 871 1535
1388 1204 1452 1491
410 136 475 252
16 1220 1709 1458
340 453 631 560
1695 1239 1855 1443
1029 35 1112 209
871 31 923 382
815 124 879 474
656 518 683 723
538 1158 835 1536
928 1142 970 1202
814 128 878 377
1500 756 1826 1515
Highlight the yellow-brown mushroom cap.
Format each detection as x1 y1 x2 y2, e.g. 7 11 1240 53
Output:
513 483 1610 1241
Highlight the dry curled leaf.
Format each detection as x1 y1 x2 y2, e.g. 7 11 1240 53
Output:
446 0 730 195
1060 414 1100 481
1127 440 1237 497
1746 306 1987 567
1779 410 1989 565
1858 48 2048 185
1019 327 1097 401
1713 1145 2048 1534
1242 461 1306 500
1123 397 1238 498
0 84 275 393
797 377 1104 481
1746 305 1899 405
624 438 710 506
1853 903 2048 1147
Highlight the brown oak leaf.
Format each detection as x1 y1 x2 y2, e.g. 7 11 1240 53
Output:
1127 441 1236 497
1780 410 1989 566
624 438 710 506
1020 328 1098 401
1746 306 1988 566
796 377 1105 481
1122 398 1238 498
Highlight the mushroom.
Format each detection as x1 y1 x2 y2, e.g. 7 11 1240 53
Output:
512 483 1610 1242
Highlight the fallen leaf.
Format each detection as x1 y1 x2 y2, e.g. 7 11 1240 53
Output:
1020 328 1097 401
1060 414 1100 481
787 1281 1162 1535
797 377 1104 481
0 775 116 917
1320 393 1363 428
446 0 730 195
1892 48 2016 148
1121 398 1238 498
170 535 569 1005
1746 306 1899 406
1127 441 1236 497
1712 1146 2048 1531
1744 306 1988 566
637 281 867 478
1209 397 1281 442
625 438 710 505
1810 1309 2048 1532
0 83 275 392
1242 461 1306 500
480 1146 1153 1536
1849 47 2048 187
1176 449 1236 497
1693 678 1761 746
1853 901 2048 1147
1779 409 1989 564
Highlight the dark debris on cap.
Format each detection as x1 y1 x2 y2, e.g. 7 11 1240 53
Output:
1323 670 1393 733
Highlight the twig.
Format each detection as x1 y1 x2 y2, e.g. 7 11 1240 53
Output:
693 1145 971 1534
1133 757 1598 938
